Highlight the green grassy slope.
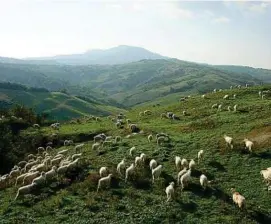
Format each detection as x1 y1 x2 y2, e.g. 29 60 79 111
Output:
0 88 126 121
0 85 270 223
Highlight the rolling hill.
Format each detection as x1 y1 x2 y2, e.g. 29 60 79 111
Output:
0 83 125 121
25 45 168 65
0 85 270 223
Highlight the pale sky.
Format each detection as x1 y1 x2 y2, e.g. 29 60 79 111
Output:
0 0 270 68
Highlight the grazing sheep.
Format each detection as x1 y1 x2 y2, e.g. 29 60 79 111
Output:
135 156 142 167
177 168 187 185
224 135 234 149
165 182 175 202
125 163 135 182
139 111 144 116
57 165 69 176
129 146 136 156
233 104 238 112
32 172 46 185
259 91 262 97
72 153 82 161
92 142 101 150
75 144 84 153
217 104 222 111
175 156 182 171
46 146 52 152
99 167 108 177
57 149 69 155
15 173 28 186
117 159 126 176
260 168 271 185
189 159 196 170
231 188 245 209
14 182 37 200
51 157 63 167
23 171 40 185
167 112 174 119
233 94 236 99
180 169 192 190
243 138 254 152
152 165 162 183
102 140 113 147
9 169 21 180
212 104 218 109
200 174 208 190
157 136 166 146
33 124 40 128
149 159 157 170
115 136 122 143
160 113 167 119
67 158 79 170
148 134 153 142
182 110 187 116
202 94 206 99
45 166 57 181
181 158 188 169
126 119 131 124
97 174 113 192
198 150 204 164
18 161 27 168
144 110 152 115
140 153 146 163
227 106 231 112
262 94 266 100
213 89 217 93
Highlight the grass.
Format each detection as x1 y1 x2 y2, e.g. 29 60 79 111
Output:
0 86 271 223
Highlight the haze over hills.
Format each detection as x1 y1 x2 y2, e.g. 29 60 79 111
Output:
24 45 169 65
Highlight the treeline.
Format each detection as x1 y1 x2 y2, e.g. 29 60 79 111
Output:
0 82 49 92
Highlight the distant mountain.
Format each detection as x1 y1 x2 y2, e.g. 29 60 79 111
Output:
25 45 169 65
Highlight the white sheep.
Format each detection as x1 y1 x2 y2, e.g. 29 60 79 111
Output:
189 159 196 170
14 182 37 200
200 174 208 190
51 157 63 166
149 159 157 170
32 172 46 185
157 136 166 146
217 104 222 111
15 173 28 186
23 171 40 185
140 153 146 163
129 146 136 156
202 94 206 99
99 167 108 177
197 150 204 164
233 94 236 99
227 106 231 112
117 159 126 176
92 142 101 150
180 169 192 190
97 174 113 192
57 164 69 176
233 104 238 112
177 168 187 185
75 144 84 153
152 165 162 183
144 110 152 115
260 168 271 185
33 124 40 128
175 156 182 171
125 163 135 182
67 158 80 170
258 91 262 97
45 166 57 181
223 95 229 100
244 138 254 152
165 182 175 202
181 158 188 169
224 135 233 149
231 188 245 209
57 149 69 155
148 134 153 142
72 153 82 161
135 156 142 167
212 104 218 109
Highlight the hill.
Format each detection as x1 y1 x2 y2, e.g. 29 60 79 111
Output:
0 83 125 121
0 85 270 223
25 45 168 65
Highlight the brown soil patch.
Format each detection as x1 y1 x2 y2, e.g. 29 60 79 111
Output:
248 126 271 147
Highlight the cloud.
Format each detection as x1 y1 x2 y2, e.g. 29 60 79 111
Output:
212 16 230 24
247 2 270 13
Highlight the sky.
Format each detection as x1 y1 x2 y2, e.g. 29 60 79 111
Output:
0 0 270 69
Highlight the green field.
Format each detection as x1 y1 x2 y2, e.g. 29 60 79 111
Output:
0 85 271 223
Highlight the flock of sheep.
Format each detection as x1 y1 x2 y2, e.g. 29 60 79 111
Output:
0 83 270 214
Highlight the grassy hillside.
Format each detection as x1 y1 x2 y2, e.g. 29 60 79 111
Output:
0 85 270 223
0 86 126 121
1 59 269 107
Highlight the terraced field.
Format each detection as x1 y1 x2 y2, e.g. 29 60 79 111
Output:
0 86 270 223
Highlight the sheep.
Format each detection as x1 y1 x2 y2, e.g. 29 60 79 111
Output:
126 119 131 124
231 188 245 209
182 110 187 116
92 142 101 150
262 94 266 100
144 110 152 115
244 138 254 152
72 153 82 161
259 91 262 97
217 104 222 111
67 158 79 170
15 173 28 186
45 166 57 181
130 124 139 133
233 104 238 112
32 172 46 185
149 159 157 170
212 104 218 109
51 157 63 166
75 144 84 153
129 146 136 156
148 134 153 142
99 167 108 177
139 111 144 116
165 182 175 202
175 156 182 171
135 156 142 167
227 106 231 112
117 159 126 176
260 169 271 185
152 165 162 183
97 174 113 192
9 169 21 180
198 150 204 164
167 112 174 119
172 114 180 120
27 154 36 161
57 165 69 176
140 153 146 163
14 182 37 200
37 147 45 154
157 136 166 146
160 113 167 119
23 171 40 185
95 117 101 122
46 146 52 152
189 159 196 170
202 94 206 99
102 140 112 147
233 94 236 99
115 136 122 143
213 89 217 93
125 163 135 182
177 168 187 185
224 135 233 149
33 124 40 128
181 158 188 169
200 174 208 190
94 134 105 143
180 169 192 190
